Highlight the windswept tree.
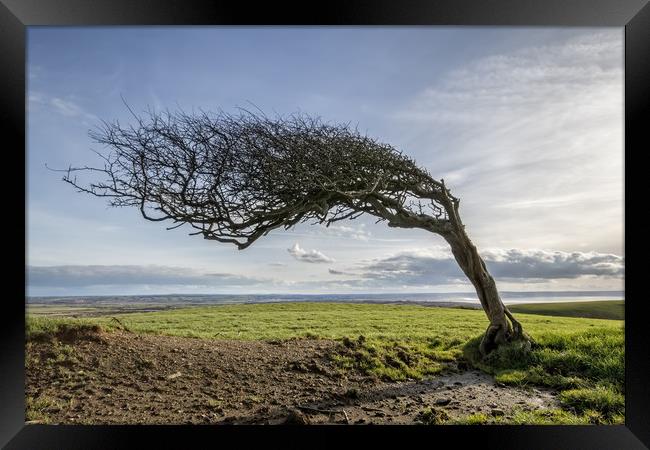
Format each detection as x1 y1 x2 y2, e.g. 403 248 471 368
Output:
62 108 530 355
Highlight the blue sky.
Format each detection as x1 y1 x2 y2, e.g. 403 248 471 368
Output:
26 27 624 296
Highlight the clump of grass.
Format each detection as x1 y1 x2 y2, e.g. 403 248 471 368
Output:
27 316 106 343
207 398 223 409
453 412 491 425
560 386 624 419
494 366 584 390
48 341 78 367
450 408 610 425
505 408 592 425
333 335 456 381
417 407 450 425
242 395 263 405
585 410 624 425
26 396 64 423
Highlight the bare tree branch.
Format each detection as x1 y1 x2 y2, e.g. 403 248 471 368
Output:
61 109 457 249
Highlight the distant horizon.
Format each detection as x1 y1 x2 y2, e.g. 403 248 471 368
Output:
27 289 624 300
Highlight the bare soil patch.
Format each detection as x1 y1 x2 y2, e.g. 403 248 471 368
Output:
26 330 558 424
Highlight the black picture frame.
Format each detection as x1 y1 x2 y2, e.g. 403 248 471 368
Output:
2 0 648 448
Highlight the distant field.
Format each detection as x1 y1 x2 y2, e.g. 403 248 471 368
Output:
508 300 624 320
27 301 623 341
26 304 176 317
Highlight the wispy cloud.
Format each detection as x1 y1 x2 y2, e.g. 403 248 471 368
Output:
28 64 44 80
51 98 98 122
328 268 356 276
29 92 100 125
268 262 288 267
398 32 621 126
287 243 335 264
283 223 373 242
393 30 623 254
320 224 371 241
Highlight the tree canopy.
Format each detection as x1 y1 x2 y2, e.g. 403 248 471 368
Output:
65 109 462 250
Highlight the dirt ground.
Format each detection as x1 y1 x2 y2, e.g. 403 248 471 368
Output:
25 329 559 425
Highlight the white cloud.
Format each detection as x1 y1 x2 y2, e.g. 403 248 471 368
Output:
320 224 371 241
28 91 99 125
287 243 335 264
283 223 373 242
328 247 623 287
29 64 43 80
50 97 99 123
399 32 621 125
393 30 623 255
481 248 623 279
28 92 44 104
27 265 270 288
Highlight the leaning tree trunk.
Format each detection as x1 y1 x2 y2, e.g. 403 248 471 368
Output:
443 228 527 356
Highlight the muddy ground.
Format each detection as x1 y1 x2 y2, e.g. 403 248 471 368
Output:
25 329 558 425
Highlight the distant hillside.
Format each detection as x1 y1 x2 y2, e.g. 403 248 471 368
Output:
508 300 624 320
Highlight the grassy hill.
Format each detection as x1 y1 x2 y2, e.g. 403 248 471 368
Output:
27 301 622 341
508 300 624 320
26 302 625 424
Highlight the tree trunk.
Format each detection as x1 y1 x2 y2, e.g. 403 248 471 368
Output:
443 229 527 356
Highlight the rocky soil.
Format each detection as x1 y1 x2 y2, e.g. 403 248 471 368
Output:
25 329 559 425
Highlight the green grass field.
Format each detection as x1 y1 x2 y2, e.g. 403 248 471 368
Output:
508 300 624 320
27 301 624 425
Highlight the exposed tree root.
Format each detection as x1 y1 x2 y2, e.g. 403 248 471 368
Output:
479 310 533 357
